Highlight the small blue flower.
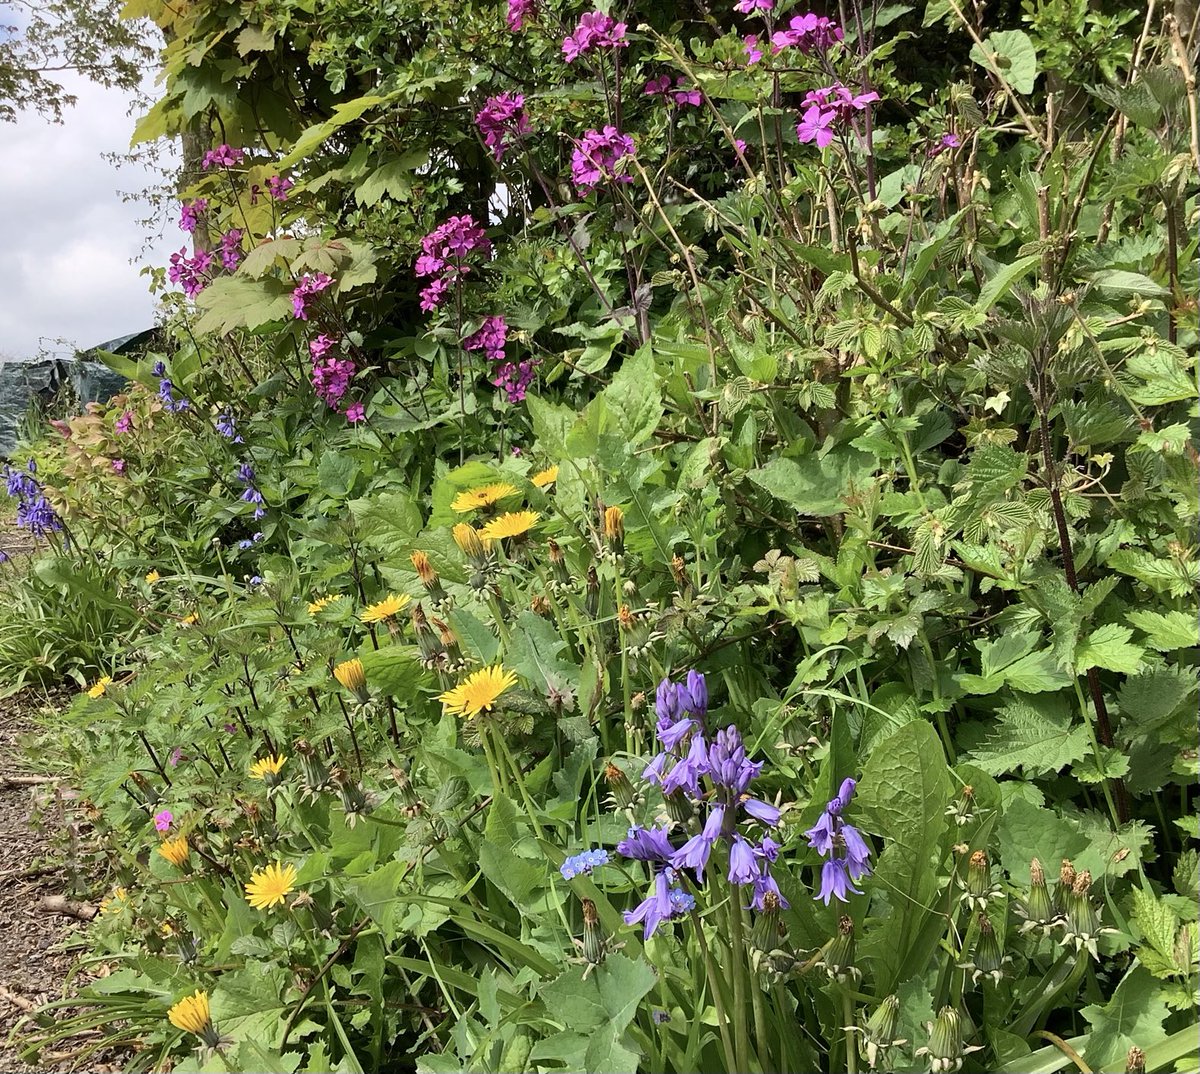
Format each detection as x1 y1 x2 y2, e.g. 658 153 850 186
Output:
560 847 609 880
668 887 695 913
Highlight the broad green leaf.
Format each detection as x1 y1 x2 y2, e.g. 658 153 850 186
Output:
856 721 952 991
1075 623 1145 675
1125 609 1198 652
966 693 1090 777
280 94 392 167
1081 968 1170 1071
353 151 429 207
747 447 877 517
447 608 499 665
600 345 662 447
995 796 1090 881
1089 269 1171 299
969 30 1039 94
193 276 293 335
506 611 578 694
478 796 542 905
973 253 1040 314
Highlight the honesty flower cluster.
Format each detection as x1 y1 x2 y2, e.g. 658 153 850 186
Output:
168 247 213 299
201 144 245 170
506 0 534 31
571 126 636 194
475 93 530 162
804 777 872 904
414 215 492 312
3 459 62 537
309 335 358 411
292 272 333 320
219 229 242 272
267 174 294 200
796 83 879 148
561 10 627 63
770 12 844 52
735 0 774 11
492 358 540 403
463 316 508 362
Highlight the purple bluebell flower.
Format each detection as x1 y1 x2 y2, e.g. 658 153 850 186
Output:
236 462 255 485
655 678 683 724
561 848 610 879
672 804 725 881
642 752 669 785
728 834 759 885
740 796 781 826
662 732 710 796
216 413 243 442
616 825 673 863
624 871 674 938
249 575 264 586
708 726 762 793
682 670 708 717
756 835 781 863
807 775 871 904
749 868 790 912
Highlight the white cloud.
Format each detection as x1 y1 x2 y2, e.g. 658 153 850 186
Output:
0 72 179 360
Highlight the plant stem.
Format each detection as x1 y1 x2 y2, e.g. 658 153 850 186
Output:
727 893 750 1073
843 987 858 1074
691 909 738 1074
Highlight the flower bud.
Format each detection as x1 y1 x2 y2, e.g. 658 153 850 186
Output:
330 766 373 827
960 913 1007 985
1054 858 1077 914
945 785 976 826
585 564 600 618
960 849 1000 910
853 994 905 1071
294 739 332 800
1017 857 1059 935
821 915 859 984
1125 1046 1146 1074
1061 869 1107 959
917 1006 982 1072
603 505 624 551
581 897 607 965
452 522 491 568
547 538 572 588
604 760 639 811
410 550 448 605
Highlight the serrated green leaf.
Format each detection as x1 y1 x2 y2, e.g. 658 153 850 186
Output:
1081 968 1171 1071
966 693 1090 776
1075 623 1145 674
1125 609 1198 652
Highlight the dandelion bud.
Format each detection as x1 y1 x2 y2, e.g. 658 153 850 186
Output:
585 565 600 618
433 617 463 668
822 915 859 984
1125 1046 1146 1074
670 553 688 588
389 761 424 816
333 658 370 703
919 1007 979 1073
531 594 552 617
1017 857 1058 935
750 889 785 955
1055 858 1077 913
410 550 447 604
604 760 639 811
581 897 608 967
853 994 905 1071
603 505 624 550
295 739 331 799
960 849 1000 910
1062 869 1106 959
960 913 1007 986
330 766 372 827
547 538 572 587
452 522 491 568
946 785 976 826
129 771 162 807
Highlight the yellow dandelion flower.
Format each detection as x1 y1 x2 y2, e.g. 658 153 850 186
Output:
87 675 113 699
438 665 519 719
145 569 161 585
160 920 177 938
480 511 540 541
307 594 340 616
360 593 411 624
244 861 298 911
100 886 128 914
249 754 287 782
168 989 213 1038
333 658 369 702
452 482 518 513
181 613 199 626
158 835 190 869
531 465 559 488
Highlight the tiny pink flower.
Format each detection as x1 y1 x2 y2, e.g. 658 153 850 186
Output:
154 810 173 832
743 34 763 64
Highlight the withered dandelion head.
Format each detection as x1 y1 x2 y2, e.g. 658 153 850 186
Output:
438 665 518 719
244 861 298 911
452 482 518 513
480 510 540 541
359 593 411 624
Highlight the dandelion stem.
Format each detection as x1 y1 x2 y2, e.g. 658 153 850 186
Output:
843 988 858 1074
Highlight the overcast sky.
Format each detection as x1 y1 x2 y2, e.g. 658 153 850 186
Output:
0 72 178 362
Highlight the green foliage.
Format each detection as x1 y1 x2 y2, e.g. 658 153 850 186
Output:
2 0 1196 1071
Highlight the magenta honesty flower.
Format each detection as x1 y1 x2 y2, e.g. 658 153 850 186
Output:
112 458 126 474
796 84 878 148
571 126 636 193
463 315 508 361
344 401 365 422
154 810 173 832
735 137 748 153
312 355 357 408
492 358 539 403
796 104 837 148
201 144 245 170
219 229 242 272
267 174 294 200
415 215 492 313
743 34 763 64
735 0 773 10
168 247 214 299
770 12 843 52
475 93 531 162
291 272 333 319
644 75 700 107
115 410 133 434
507 0 534 30
562 10 627 62
178 199 207 233
309 333 337 359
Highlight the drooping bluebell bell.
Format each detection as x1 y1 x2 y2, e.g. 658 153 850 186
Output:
216 413 243 442
805 776 872 905
235 462 266 519
3 461 62 538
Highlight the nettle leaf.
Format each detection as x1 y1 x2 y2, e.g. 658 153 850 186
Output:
1075 624 1145 675
1132 889 1185 979
506 611 579 695
965 693 1090 777
1081 968 1171 1072
1105 548 1199 597
1126 609 1198 652
1118 667 1198 731
600 344 663 446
